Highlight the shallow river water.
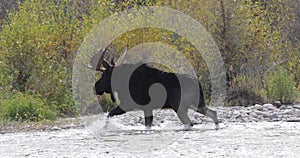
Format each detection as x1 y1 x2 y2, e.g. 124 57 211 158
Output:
1 118 299 158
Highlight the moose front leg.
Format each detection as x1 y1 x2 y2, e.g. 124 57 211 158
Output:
176 108 193 129
107 106 126 118
110 92 116 102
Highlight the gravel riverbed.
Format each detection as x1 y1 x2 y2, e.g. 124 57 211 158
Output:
1 104 300 157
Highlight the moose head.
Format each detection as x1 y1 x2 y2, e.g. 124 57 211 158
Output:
83 46 128 102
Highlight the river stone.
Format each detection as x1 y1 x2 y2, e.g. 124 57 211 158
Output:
281 109 294 115
194 113 201 119
133 117 141 124
233 110 241 118
242 117 250 122
51 126 62 131
269 113 279 119
272 117 282 122
249 112 258 118
251 118 258 122
233 110 240 115
254 104 263 111
263 104 277 110
244 110 252 115
294 109 300 117
254 110 264 115
262 112 271 118
62 124 77 130
279 105 287 110
293 105 300 110
286 118 300 122
274 109 280 113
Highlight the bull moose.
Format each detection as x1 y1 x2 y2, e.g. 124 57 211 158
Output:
85 47 219 130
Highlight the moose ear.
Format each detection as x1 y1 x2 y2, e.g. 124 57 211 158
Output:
103 60 112 69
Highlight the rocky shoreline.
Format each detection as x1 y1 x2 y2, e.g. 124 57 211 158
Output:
1 103 300 134
113 103 300 127
0 117 84 134
216 104 300 123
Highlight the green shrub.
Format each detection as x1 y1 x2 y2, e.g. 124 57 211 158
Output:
93 93 119 113
266 67 296 103
103 93 119 111
0 93 56 121
0 0 88 116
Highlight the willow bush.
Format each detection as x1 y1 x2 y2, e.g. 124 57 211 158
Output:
0 0 299 122
266 67 296 103
0 92 56 121
0 0 88 118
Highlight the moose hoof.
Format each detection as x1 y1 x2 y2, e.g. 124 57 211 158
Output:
215 124 219 130
103 124 109 129
103 118 111 129
183 124 193 130
145 126 152 130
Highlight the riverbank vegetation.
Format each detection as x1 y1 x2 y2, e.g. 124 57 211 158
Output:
0 0 299 122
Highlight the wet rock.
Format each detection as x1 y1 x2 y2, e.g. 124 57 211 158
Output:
281 109 294 115
279 105 287 110
273 101 282 108
254 110 264 115
262 112 271 118
231 111 243 121
286 118 300 122
242 117 250 123
272 118 282 122
273 109 280 113
251 118 258 122
269 113 279 119
249 112 258 118
62 124 77 130
293 105 300 110
244 110 252 115
263 104 277 110
194 113 201 119
254 104 263 111
133 117 141 124
236 116 246 122
51 126 62 131
294 109 300 117
232 106 242 110
233 110 241 117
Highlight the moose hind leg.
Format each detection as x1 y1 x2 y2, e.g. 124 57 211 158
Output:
144 116 153 130
197 106 219 129
144 110 153 129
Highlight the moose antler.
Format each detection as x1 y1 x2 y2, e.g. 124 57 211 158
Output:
115 45 128 66
83 45 127 70
83 47 107 71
